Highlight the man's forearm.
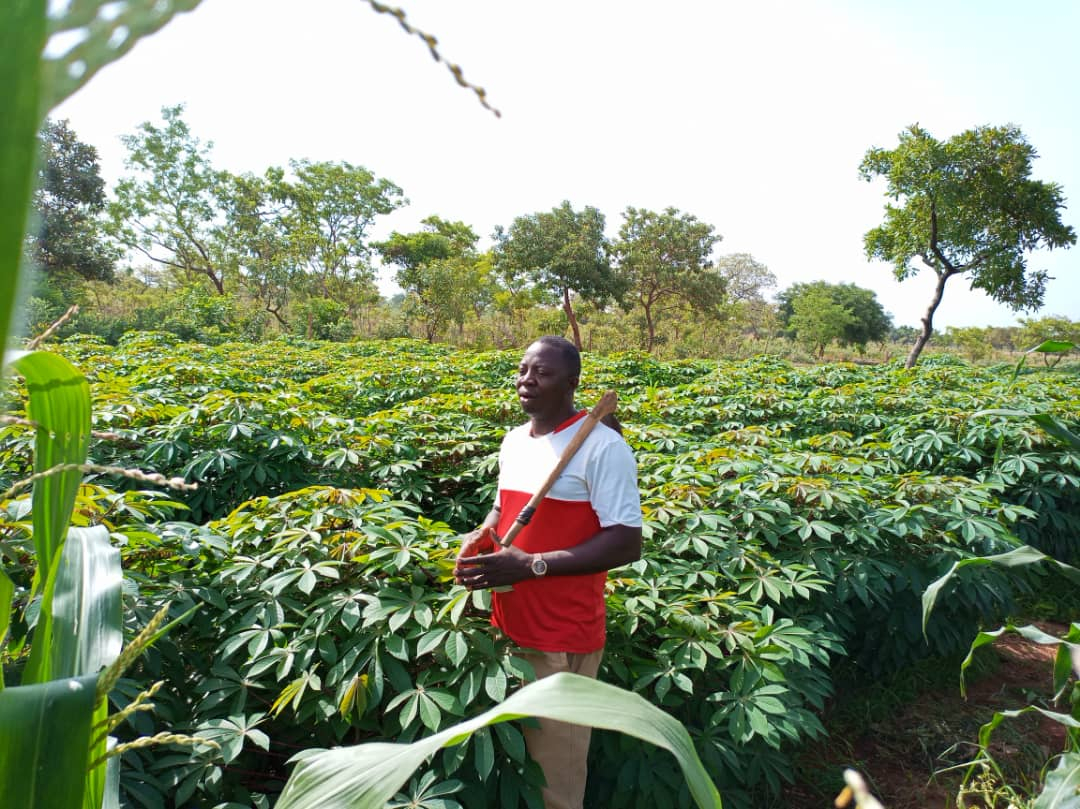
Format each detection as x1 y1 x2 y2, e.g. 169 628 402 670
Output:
478 505 500 532
538 524 642 577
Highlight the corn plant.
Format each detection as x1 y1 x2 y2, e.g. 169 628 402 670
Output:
0 349 123 808
275 672 720 809
0 2 217 806
921 339 1080 806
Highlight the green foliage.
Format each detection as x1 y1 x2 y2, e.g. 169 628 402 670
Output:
109 485 542 807
1017 316 1080 358
945 325 994 362
1 349 122 809
5 336 1078 807
860 123 1076 367
291 296 353 341
494 201 622 349
27 119 117 284
788 286 856 358
51 280 268 346
777 281 891 355
613 206 723 352
377 217 492 342
109 104 231 294
711 253 776 305
0 674 100 808
281 158 405 302
0 0 47 360
920 341 1080 806
1036 753 1080 809
276 672 722 809
108 106 405 318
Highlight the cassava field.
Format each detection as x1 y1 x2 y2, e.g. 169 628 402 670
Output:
3 334 1079 809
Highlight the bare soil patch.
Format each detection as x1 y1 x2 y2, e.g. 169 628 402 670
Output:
785 622 1068 808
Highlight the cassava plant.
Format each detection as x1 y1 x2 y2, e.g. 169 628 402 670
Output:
29 338 1071 808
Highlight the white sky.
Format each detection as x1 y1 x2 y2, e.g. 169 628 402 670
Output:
52 0 1080 329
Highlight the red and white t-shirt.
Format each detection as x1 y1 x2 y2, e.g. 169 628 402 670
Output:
491 411 642 653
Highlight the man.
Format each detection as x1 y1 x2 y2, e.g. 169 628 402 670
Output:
454 335 642 809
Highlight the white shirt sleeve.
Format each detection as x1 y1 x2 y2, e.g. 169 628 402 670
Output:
586 436 642 528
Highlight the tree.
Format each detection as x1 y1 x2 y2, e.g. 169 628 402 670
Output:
1016 315 1080 359
945 326 993 362
110 105 232 294
613 207 722 352
777 281 891 351
832 282 891 348
711 253 777 346
1016 314 1080 349
712 253 775 304
217 168 297 326
788 286 856 358
860 124 1076 368
279 158 405 308
377 216 490 341
494 201 620 350
377 215 473 272
890 324 920 343
113 112 409 330
217 160 404 333
26 119 117 284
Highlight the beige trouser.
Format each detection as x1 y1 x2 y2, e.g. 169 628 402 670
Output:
520 649 604 809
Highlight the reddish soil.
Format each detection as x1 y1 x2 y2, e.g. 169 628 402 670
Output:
785 622 1070 808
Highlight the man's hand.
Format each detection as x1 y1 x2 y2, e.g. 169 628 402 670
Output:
454 526 497 588
455 541 534 590
456 526 496 562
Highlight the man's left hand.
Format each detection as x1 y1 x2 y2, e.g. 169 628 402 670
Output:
455 544 534 589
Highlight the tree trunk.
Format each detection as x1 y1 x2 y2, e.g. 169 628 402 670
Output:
644 305 656 352
266 303 288 328
207 269 225 295
562 288 582 350
905 269 952 368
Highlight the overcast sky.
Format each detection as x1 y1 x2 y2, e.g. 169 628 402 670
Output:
52 0 1080 329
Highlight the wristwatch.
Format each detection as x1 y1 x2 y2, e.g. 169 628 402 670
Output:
530 554 548 577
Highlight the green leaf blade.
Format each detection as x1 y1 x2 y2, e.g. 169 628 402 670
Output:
276 672 722 809
0 674 98 809
0 0 46 363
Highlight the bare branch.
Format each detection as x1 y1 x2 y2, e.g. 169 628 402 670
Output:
0 416 136 446
365 0 501 118
3 463 197 500
26 304 79 349
0 415 36 430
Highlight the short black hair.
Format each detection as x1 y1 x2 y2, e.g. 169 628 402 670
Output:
533 335 581 379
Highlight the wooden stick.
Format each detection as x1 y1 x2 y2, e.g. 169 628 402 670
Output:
497 390 618 548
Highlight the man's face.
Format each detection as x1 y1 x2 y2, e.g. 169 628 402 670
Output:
516 342 577 417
